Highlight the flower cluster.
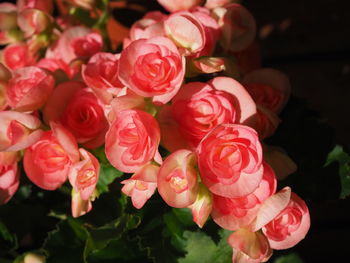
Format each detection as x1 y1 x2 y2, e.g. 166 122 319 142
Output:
0 0 310 262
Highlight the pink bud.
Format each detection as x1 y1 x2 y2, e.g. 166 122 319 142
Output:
192 56 225 74
228 228 272 263
0 152 19 204
17 8 53 38
158 149 199 208
189 183 213 228
71 188 92 218
121 163 159 209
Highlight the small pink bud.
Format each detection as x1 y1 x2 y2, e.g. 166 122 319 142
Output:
189 183 213 228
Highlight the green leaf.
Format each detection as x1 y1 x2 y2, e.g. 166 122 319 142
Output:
274 253 304 263
0 220 18 256
178 230 232 263
325 145 350 198
97 163 123 194
172 208 195 227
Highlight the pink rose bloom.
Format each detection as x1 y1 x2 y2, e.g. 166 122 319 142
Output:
0 111 43 152
46 26 102 64
165 76 256 150
121 164 159 209
197 124 263 198
105 109 160 173
213 3 256 52
118 37 185 104
82 52 124 104
5 66 54 112
242 68 291 114
44 81 109 149
0 151 19 204
228 228 272 263
158 149 198 208
211 162 276 230
164 11 205 55
157 0 202 13
125 11 166 46
251 187 310 249
2 43 37 70
69 148 99 201
24 123 79 190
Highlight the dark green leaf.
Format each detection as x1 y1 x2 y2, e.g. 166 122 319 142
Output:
325 145 350 198
97 164 123 194
274 253 304 263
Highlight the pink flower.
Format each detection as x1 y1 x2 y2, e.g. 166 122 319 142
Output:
211 162 276 230
251 187 310 249
213 3 256 52
242 68 291 114
189 183 213 228
44 81 109 148
121 163 159 209
68 148 99 201
2 43 37 70
0 111 43 152
36 58 72 78
82 52 124 104
197 124 263 198
158 149 198 208
228 228 272 263
17 8 53 38
164 11 205 55
17 0 53 14
71 188 92 218
157 0 202 13
118 37 185 104
0 151 19 204
5 66 54 112
105 109 160 173
24 122 79 190
166 76 257 149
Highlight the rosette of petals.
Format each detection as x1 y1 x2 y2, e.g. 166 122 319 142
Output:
213 3 256 52
158 149 199 208
228 228 272 263
168 77 256 149
46 26 102 64
17 8 53 38
44 81 109 148
24 122 79 190
17 0 53 14
157 0 202 13
242 68 291 114
164 11 206 55
118 37 185 104
197 124 263 198
0 3 17 31
125 11 166 47
211 162 276 230
82 52 124 104
2 43 37 70
0 151 19 204
121 163 159 209
5 66 54 112
68 148 99 201
189 183 213 228
253 187 310 250
0 111 43 152
105 109 160 173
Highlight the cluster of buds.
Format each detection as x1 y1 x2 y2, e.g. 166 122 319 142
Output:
0 0 310 262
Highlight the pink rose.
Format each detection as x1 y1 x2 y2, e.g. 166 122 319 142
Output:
2 43 37 70
167 76 257 149
157 0 202 13
0 151 19 204
213 3 256 52
44 81 109 148
0 111 43 152
242 68 291 114
211 162 276 230
5 66 54 112
24 122 79 190
121 164 159 209
105 109 160 173
197 124 263 198
82 52 124 104
228 228 272 263
118 37 185 104
68 148 99 201
158 149 198 208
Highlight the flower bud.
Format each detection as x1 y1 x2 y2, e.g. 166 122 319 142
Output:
189 183 213 228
